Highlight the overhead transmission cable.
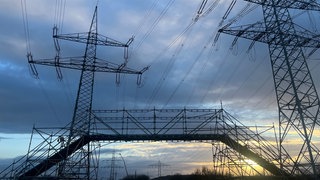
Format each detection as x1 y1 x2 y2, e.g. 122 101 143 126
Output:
148 21 195 68
228 54 273 111
53 0 75 109
130 0 159 60
131 0 174 108
249 82 277 118
214 2 258 50
163 29 215 109
249 75 274 108
129 0 159 108
20 0 37 79
211 2 258 63
229 55 265 101
213 2 316 110
199 52 231 105
216 35 252 101
131 0 175 57
201 0 220 17
146 0 219 108
20 1 65 124
146 38 185 109
185 36 226 106
132 0 159 42
52 0 66 80
216 51 246 101
148 0 220 68
184 2 223 106
161 30 195 109
145 23 194 108
199 1 259 105
218 5 274 112
222 2 258 28
20 0 31 53
37 80 64 124
54 0 66 33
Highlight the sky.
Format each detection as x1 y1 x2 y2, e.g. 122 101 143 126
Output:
1 0 320 178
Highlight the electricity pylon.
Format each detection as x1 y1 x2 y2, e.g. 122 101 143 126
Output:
27 6 147 179
149 161 169 177
218 0 320 177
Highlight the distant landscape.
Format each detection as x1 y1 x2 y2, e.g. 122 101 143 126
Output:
120 166 298 180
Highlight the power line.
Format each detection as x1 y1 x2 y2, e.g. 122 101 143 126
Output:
131 0 175 58
129 0 160 61
20 0 31 53
54 0 66 33
149 160 169 177
146 0 219 108
163 37 208 108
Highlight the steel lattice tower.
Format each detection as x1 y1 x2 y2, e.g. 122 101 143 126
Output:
218 0 320 177
27 6 147 179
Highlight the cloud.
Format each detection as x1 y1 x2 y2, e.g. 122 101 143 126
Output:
1 0 320 177
96 142 214 178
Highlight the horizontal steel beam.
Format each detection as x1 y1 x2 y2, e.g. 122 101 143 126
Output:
18 133 287 179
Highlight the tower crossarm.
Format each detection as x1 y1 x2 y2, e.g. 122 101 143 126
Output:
53 32 131 48
9 5 148 180
218 0 320 176
244 0 320 11
28 56 146 75
219 22 320 48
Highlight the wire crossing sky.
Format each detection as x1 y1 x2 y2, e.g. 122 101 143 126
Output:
1 0 320 178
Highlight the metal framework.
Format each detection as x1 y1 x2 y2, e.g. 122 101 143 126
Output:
212 141 262 177
0 108 288 179
217 0 320 177
211 125 275 177
149 161 169 177
3 1 320 179
26 6 146 180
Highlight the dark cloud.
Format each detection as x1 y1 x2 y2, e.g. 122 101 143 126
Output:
0 0 316 132
1 0 320 177
95 142 213 178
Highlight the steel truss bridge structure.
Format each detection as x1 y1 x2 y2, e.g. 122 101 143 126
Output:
2 1 320 179
1 108 289 179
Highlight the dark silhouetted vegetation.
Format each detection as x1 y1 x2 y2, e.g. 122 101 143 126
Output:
120 166 317 180
121 174 150 180
153 166 228 180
